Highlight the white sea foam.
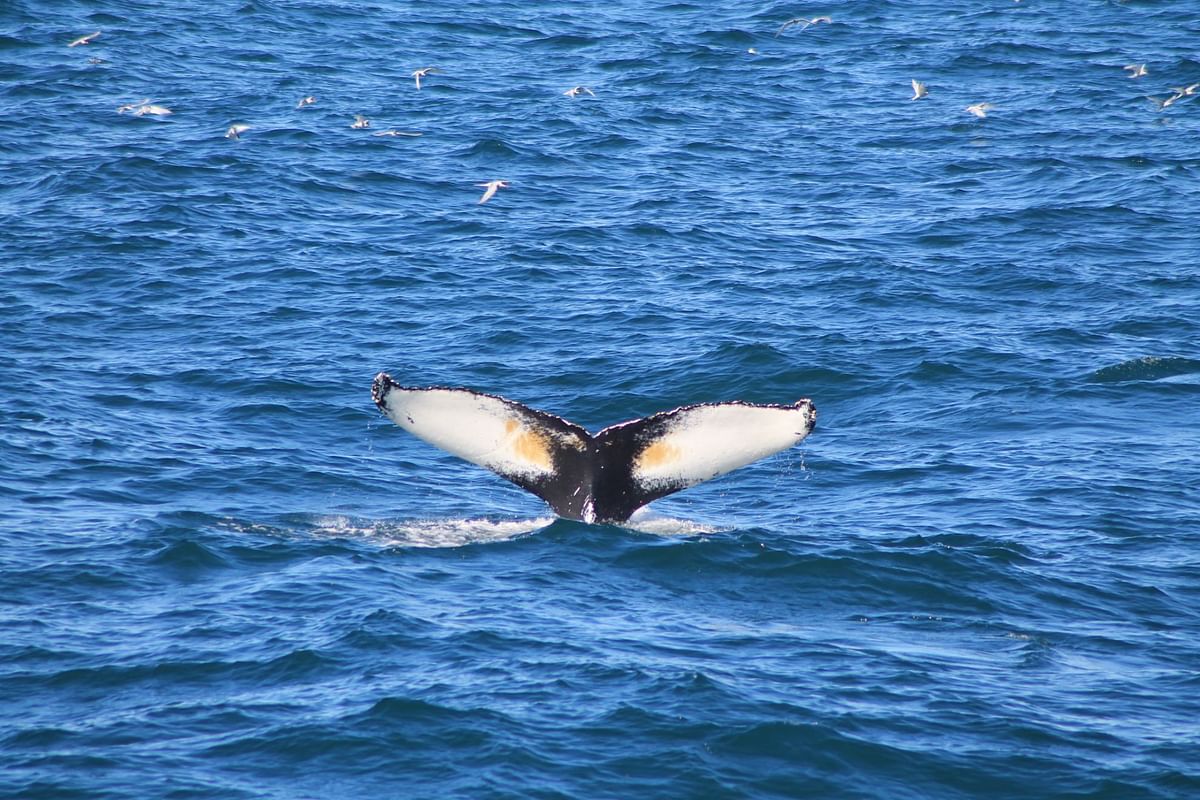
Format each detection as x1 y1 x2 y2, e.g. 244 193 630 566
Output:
225 512 721 547
310 515 555 548
313 510 723 546
620 507 726 537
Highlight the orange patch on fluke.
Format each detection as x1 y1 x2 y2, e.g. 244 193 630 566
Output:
637 440 681 470
511 428 552 468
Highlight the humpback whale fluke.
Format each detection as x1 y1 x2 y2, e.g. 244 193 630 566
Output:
371 372 816 523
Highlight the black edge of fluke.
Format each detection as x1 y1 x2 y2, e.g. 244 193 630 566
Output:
799 399 816 433
372 371 395 411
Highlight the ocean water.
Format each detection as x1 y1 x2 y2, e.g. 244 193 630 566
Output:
2 0 1199 797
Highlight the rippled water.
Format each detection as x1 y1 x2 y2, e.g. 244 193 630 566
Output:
3 1 1199 797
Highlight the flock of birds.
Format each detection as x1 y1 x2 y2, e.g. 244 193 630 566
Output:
68 13 1194 202
1114 62 1200 111
765 15 1199 120
65 28 580 205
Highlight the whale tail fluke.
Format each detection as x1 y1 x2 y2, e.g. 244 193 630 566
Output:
371 372 815 523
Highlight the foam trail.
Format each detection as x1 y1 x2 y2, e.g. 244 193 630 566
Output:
311 515 555 548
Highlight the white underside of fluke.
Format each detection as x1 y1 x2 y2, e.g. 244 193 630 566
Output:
627 403 814 489
377 386 578 480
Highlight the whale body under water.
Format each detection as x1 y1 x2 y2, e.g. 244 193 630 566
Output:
371 372 817 524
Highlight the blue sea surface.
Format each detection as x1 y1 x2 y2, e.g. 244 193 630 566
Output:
3 1 1199 797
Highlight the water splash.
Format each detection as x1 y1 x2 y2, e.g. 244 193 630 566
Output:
1088 356 1200 383
621 507 726 537
308 515 556 548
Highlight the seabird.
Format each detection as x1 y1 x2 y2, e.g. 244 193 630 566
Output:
296 96 316 109
911 79 928 100
1124 64 1148 79
411 67 441 90
225 124 251 139
476 180 509 205
1148 93 1183 110
965 102 994 118
68 31 101 47
775 16 831 37
117 99 149 114
351 114 370 129
133 103 172 117
563 86 596 98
